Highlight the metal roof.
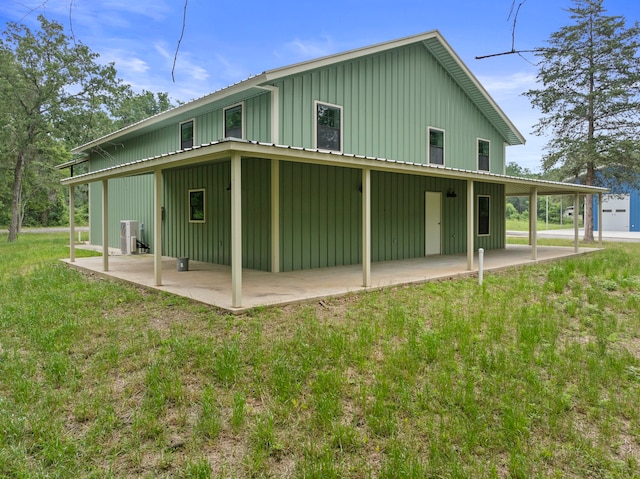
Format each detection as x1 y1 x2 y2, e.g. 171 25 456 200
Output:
71 31 525 155
62 139 606 197
421 36 525 146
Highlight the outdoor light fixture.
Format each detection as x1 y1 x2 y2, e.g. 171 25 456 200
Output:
446 188 457 198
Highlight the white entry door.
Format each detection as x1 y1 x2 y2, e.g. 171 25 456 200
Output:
425 191 442 255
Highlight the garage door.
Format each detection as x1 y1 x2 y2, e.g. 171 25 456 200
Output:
601 194 630 231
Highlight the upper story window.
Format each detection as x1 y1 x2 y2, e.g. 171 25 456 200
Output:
315 101 342 152
478 139 490 171
224 103 243 138
180 119 194 149
428 127 445 165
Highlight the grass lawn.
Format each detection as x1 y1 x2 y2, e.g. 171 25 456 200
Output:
506 218 582 232
0 233 639 478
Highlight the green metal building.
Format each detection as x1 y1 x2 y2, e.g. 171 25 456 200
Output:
61 31 605 308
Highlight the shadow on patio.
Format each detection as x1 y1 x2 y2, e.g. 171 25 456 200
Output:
63 244 601 313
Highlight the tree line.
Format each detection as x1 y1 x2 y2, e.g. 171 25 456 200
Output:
0 16 176 241
2 0 640 243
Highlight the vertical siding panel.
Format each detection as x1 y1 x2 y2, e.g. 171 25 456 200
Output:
292 163 302 271
327 167 337 267
403 175 411 258
310 166 320 268
280 162 291 271
334 168 344 266
272 43 508 169
319 165 328 268
368 171 472 262
278 163 361 271
343 168 352 265
352 169 361 263
241 158 270 270
300 163 310 270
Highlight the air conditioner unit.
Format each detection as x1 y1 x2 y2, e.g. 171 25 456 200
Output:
120 220 139 255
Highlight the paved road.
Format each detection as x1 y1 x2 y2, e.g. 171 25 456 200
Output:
508 228 640 243
4 226 637 243
0 226 89 234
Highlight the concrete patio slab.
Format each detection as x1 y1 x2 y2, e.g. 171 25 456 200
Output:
63 244 601 313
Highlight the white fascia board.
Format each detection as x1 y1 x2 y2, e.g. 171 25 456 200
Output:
62 140 607 197
422 35 526 146
261 30 525 147
72 74 268 154
262 31 442 82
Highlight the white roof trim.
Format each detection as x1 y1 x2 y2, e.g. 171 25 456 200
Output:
71 74 267 154
62 139 606 196
72 30 524 154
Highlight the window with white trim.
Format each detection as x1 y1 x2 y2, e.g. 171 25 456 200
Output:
180 119 194 149
478 195 490 236
315 101 342 151
428 128 445 165
224 103 243 138
189 189 205 223
478 139 490 171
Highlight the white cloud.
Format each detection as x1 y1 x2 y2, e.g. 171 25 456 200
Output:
478 72 538 100
101 49 150 74
154 42 210 84
213 54 249 81
276 35 337 62
100 0 172 22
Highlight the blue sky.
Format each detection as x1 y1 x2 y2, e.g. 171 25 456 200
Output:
1 0 638 172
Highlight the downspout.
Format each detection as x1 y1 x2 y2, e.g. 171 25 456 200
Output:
256 85 280 144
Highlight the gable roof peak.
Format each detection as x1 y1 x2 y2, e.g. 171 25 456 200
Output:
72 30 524 154
262 30 444 80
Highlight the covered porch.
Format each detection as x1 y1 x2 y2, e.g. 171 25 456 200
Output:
63 243 601 313
62 140 607 312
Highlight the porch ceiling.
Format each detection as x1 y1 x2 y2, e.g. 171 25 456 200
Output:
61 139 608 197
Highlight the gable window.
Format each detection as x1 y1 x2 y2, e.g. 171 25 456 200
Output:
478 139 490 171
428 128 445 165
315 101 342 151
180 120 194 149
189 189 205 223
478 195 490 236
224 103 243 138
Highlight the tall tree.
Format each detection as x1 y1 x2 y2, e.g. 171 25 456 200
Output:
111 89 176 130
0 16 124 241
525 0 640 241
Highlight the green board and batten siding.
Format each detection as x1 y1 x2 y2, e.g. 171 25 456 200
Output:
273 43 507 172
88 175 156 251
280 162 362 271
89 159 504 271
475 181 506 250
162 158 271 270
87 40 507 271
88 94 272 250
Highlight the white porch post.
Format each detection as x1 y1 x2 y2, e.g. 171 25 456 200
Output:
467 180 474 271
102 179 109 271
528 193 533 246
598 192 603 246
362 167 371 287
531 188 538 260
231 153 243 308
154 168 163 286
69 185 75 263
574 192 580 252
271 159 280 273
